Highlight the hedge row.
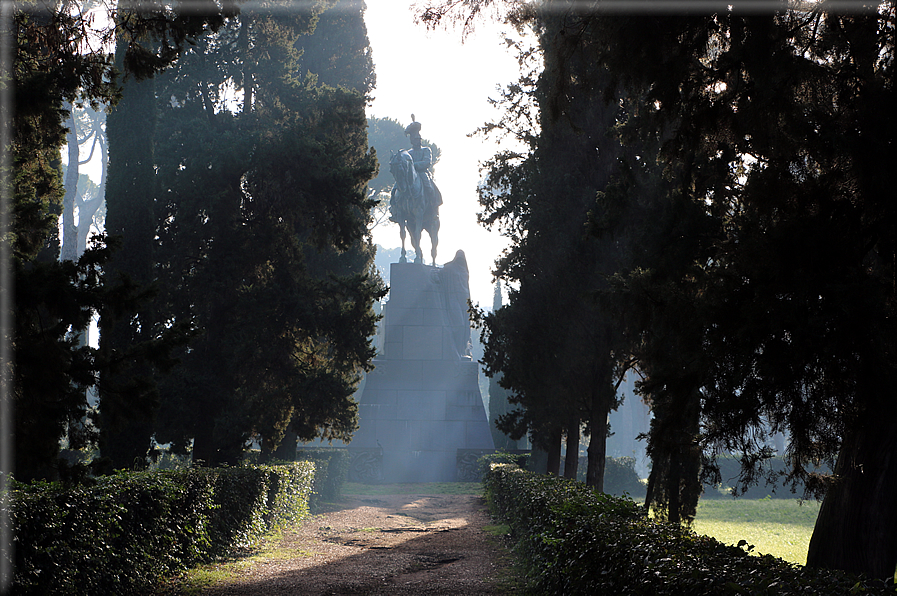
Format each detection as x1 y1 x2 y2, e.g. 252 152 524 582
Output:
483 462 896 595
479 451 645 499
4 462 314 595
296 448 350 509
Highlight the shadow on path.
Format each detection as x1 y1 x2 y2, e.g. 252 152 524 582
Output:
199 493 509 595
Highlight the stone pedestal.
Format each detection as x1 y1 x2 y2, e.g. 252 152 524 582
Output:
349 261 494 483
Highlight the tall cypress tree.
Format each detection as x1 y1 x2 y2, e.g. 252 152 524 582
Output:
8 1 228 479
424 0 895 575
97 36 160 469
152 1 383 466
474 3 630 486
486 281 517 451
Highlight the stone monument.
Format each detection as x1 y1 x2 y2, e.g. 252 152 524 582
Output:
349 118 494 482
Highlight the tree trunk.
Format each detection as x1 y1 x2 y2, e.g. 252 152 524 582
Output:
98 38 158 470
667 450 681 525
563 417 580 479
546 426 562 476
272 428 298 461
76 125 106 256
191 415 245 468
586 429 607 493
586 376 613 491
193 413 246 468
806 406 897 578
529 445 548 474
61 106 79 262
192 417 216 467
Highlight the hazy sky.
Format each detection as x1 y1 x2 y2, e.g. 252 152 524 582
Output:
364 2 525 308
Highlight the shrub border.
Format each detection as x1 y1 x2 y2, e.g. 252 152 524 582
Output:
483 462 896 595
5 462 314 595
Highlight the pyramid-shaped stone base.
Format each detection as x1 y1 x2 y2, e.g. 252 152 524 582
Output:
349 259 494 483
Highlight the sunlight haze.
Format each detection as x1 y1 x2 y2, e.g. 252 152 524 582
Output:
364 2 525 308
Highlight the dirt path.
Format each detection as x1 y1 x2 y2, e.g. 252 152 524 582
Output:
196 492 511 595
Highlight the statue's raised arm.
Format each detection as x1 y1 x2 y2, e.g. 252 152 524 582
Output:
388 116 441 265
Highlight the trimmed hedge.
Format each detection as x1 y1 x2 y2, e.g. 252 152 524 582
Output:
484 462 896 595
5 462 314 595
480 452 646 499
296 448 350 509
477 451 532 477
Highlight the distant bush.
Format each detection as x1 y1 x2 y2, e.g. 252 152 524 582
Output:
483 462 895 595
701 455 831 499
477 451 532 478
6 462 314 595
603 456 647 498
296 448 350 508
574 456 647 499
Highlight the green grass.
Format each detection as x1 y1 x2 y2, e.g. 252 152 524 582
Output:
157 527 314 594
693 497 821 565
482 523 525 594
483 523 511 537
342 482 484 496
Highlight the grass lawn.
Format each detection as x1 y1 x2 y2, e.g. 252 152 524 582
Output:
693 497 821 565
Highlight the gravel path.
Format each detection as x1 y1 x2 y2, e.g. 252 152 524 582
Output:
194 492 512 595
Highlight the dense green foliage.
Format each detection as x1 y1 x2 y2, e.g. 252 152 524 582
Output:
9 0 384 480
295 448 351 508
422 0 896 577
138 0 383 468
479 452 643 497
8 0 236 485
483 463 896 595
477 451 533 478
4 463 313 595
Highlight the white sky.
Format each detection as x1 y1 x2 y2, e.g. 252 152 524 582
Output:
363 2 524 308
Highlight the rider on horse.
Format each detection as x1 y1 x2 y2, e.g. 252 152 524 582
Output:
390 118 442 223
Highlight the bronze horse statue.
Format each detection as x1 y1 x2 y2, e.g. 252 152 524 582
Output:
389 150 440 264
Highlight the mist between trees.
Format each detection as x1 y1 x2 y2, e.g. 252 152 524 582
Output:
5 0 896 584
9 1 386 479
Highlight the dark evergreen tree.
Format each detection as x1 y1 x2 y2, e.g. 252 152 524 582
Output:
472 4 629 487
151 3 384 466
7 0 225 480
295 0 376 95
421 0 896 577
486 281 516 451
99 0 233 467
97 36 161 470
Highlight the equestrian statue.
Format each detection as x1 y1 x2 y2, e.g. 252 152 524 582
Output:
389 116 442 264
